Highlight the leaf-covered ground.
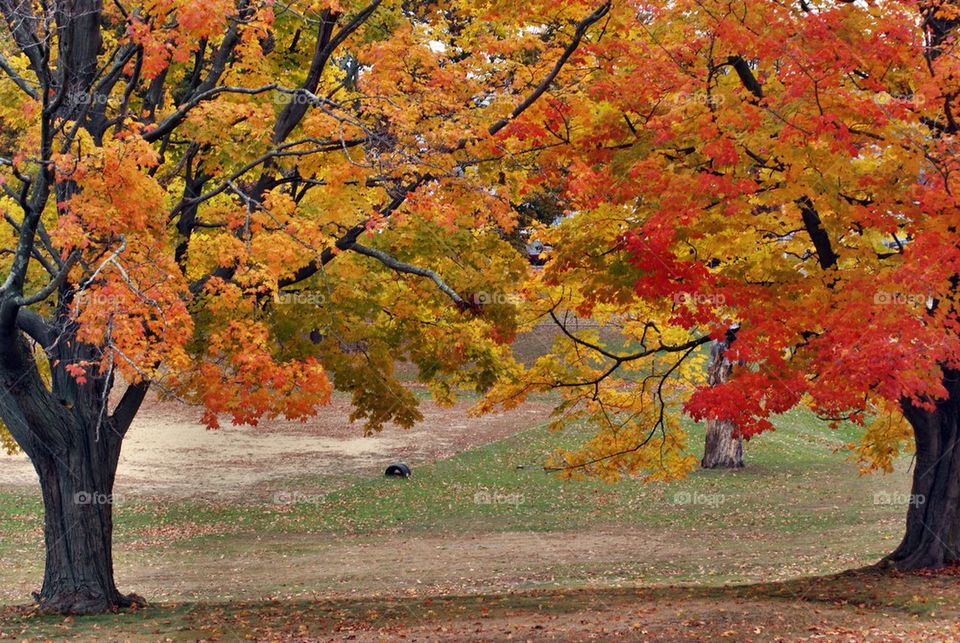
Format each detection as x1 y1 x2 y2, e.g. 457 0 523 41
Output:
2 573 960 641
2 409 957 640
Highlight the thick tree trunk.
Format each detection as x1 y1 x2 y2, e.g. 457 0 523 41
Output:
702 417 743 468
0 318 147 612
701 338 743 469
884 368 960 570
31 446 142 613
885 371 960 570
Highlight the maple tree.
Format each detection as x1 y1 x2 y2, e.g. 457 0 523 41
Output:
482 0 960 571
0 0 612 613
6 0 960 617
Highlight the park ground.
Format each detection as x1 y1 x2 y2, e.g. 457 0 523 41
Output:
1 389 960 640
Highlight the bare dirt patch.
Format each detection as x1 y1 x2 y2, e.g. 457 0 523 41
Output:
0 394 550 500
124 530 675 603
94 520 884 606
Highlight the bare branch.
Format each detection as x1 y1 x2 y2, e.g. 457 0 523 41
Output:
110 380 149 437
727 55 763 100
549 310 711 365
797 196 839 270
15 307 52 347
169 136 363 219
273 1 382 144
276 181 419 288
0 0 48 84
143 84 279 143
543 341 704 473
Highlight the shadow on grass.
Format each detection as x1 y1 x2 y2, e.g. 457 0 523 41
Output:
2 567 958 640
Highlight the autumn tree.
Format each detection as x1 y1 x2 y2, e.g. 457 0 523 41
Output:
0 0 611 613
483 0 960 570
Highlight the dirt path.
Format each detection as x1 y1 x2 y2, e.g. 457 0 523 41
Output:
0 395 550 500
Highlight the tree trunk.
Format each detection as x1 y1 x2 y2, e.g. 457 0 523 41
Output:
884 368 960 570
31 445 142 613
0 319 147 613
701 338 744 469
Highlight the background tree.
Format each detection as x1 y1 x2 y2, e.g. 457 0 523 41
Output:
701 327 742 469
0 0 610 613
484 0 960 570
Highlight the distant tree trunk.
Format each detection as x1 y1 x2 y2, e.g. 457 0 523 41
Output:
701 337 743 469
884 368 960 570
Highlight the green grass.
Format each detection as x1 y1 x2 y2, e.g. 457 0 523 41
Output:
265 410 828 533
0 409 904 542
259 408 894 538
0 407 910 602
0 407 943 640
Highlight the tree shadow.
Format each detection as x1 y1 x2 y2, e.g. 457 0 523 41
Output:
3 565 958 640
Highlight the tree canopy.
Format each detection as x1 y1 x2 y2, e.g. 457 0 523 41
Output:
0 0 612 440
0 0 612 612
482 0 957 478
4 0 960 613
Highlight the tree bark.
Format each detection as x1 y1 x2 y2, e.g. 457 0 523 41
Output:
0 313 146 612
31 444 142 613
884 368 960 570
701 337 744 469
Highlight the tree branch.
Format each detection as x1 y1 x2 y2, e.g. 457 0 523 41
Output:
15 307 52 347
0 0 47 84
796 196 839 269
276 181 419 289
488 2 611 136
13 250 78 306
345 242 464 304
727 55 763 100
143 84 278 143
273 0 382 144
543 341 705 472
110 380 149 437
0 50 37 98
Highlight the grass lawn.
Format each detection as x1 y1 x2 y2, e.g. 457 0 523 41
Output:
2 409 956 640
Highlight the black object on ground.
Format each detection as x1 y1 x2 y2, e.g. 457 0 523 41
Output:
385 463 411 478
